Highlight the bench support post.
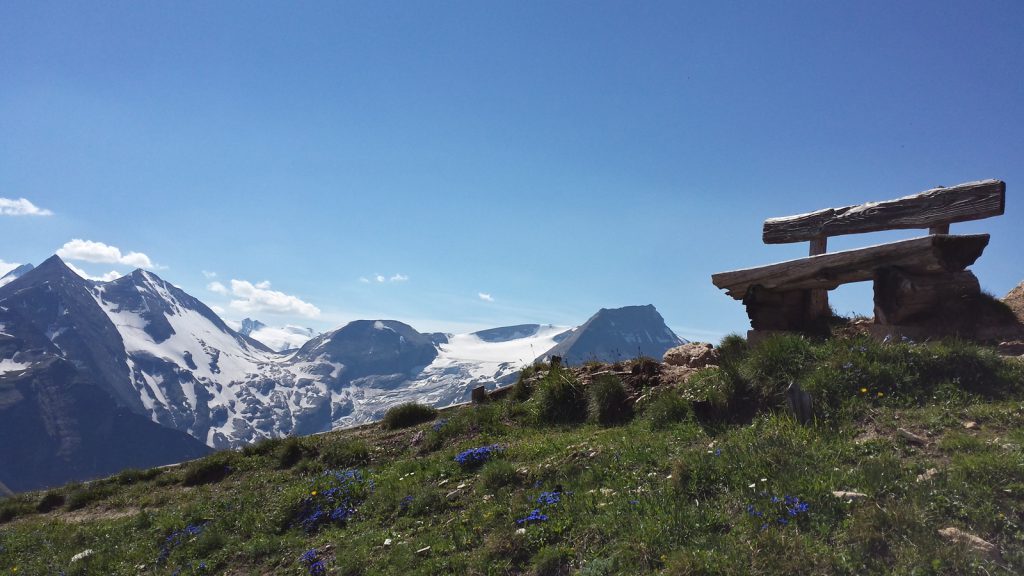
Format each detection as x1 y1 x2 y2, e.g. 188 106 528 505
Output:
873 268 981 325
808 236 830 319
743 286 813 331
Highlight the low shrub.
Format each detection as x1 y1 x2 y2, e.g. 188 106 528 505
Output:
381 402 439 430
588 375 630 425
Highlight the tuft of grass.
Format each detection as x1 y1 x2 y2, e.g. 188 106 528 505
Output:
319 437 371 468
532 546 570 576
479 459 519 491
382 402 439 430
588 375 630 426
642 389 692 430
35 491 65 513
534 368 588 425
114 467 162 485
510 366 538 402
182 452 235 486
242 436 285 457
275 436 307 470
0 498 33 524
65 483 114 511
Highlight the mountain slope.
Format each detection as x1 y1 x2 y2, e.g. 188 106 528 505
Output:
538 304 685 364
0 259 212 491
0 263 33 288
3 336 1021 575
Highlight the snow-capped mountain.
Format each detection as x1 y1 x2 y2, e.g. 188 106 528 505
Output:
1 255 687 490
539 305 687 364
234 318 316 352
0 257 211 491
0 263 33 288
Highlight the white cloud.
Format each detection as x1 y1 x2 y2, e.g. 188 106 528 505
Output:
363 273 408 284
66 262 122 282
57 239 155 269
207 281 228 294
202 270 217 279
0 197 53 216
0 259 18 277
227 279 321 318
478 292 495 302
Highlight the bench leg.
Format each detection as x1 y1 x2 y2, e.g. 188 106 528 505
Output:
873 268 980 325
743 286 813 331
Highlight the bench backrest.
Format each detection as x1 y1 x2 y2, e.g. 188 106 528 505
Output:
762 180 1005 248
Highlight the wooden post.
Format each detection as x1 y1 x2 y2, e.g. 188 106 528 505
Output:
808 236 829 319
929 224 950 234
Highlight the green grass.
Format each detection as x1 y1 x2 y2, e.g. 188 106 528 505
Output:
1 335 1023 575
381 402 440 430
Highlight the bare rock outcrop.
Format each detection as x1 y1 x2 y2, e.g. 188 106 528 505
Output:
1004 281 1024 322
663 342 718 369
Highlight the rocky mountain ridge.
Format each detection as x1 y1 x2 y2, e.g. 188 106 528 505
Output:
0 256 685 491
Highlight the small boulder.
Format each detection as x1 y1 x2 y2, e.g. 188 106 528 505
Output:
663 343 718 368
938 527 1000 559
832 490 869 501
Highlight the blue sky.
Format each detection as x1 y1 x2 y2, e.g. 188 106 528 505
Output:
2 1 1022 341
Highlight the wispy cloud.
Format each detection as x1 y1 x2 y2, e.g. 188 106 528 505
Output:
202 270 217 279
207 281 228 294
227 279 321 318
0 197 53 216
66 262 122 282
363 273 408 284
57 239 156 269
478 292 494 302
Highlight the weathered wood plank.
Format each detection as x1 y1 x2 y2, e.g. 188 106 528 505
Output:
762 180 1004 244
711 234 989 299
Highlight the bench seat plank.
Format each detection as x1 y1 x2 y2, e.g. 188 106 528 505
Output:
712 234 989 299
762 180 1004 244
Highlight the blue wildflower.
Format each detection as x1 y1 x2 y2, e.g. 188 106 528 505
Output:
516 509 549 524
537 491 562 506
454 444 503 468
432 419 448 432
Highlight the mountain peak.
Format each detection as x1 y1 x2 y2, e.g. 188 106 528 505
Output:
538 304 685 365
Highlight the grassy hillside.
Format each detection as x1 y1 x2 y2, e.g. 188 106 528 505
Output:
2 334 1023 575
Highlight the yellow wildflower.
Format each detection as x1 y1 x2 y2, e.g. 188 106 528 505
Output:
859 387 868 394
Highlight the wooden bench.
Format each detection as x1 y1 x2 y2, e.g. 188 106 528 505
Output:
711 179 1006 333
